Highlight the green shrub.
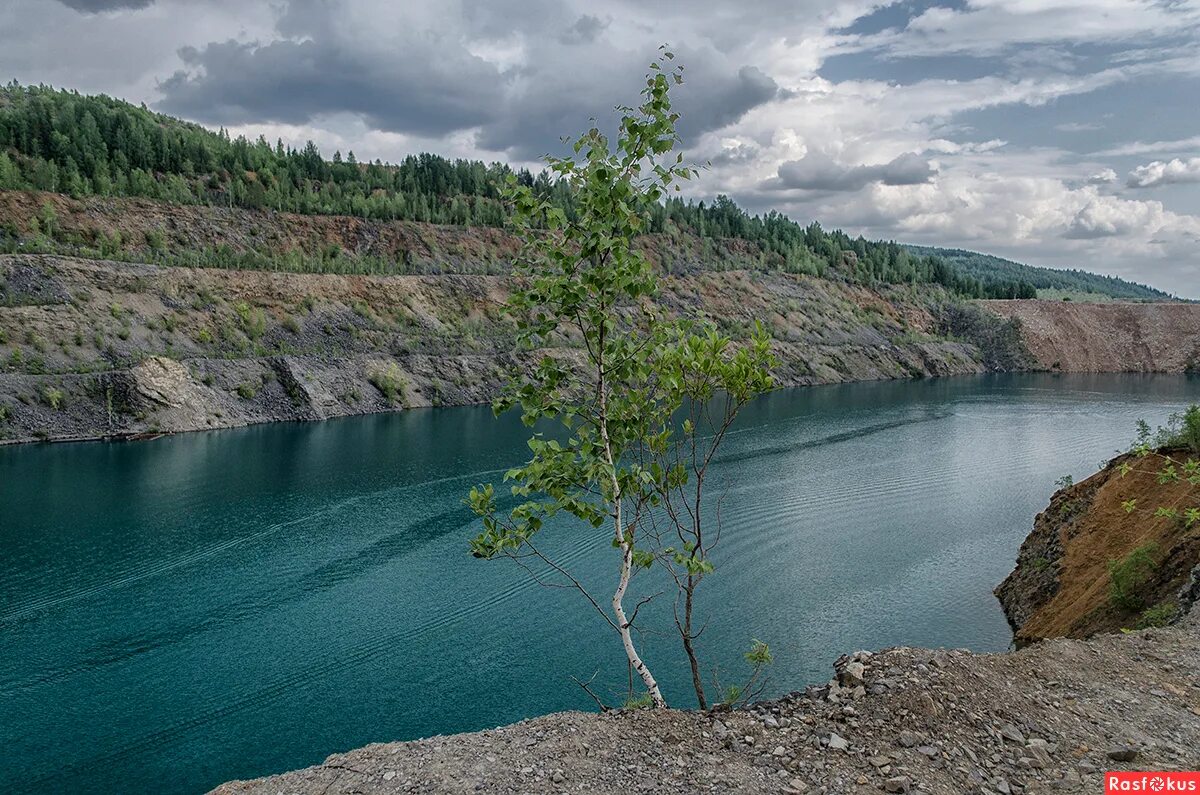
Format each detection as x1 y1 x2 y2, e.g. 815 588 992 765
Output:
41 386 65 410
236 382 257 400
282 314 301 334
234 301 267 340
196 327 214 345
367 362 407 405
1136 600 1177 629
1108 543 1159 611
1177 405 1200 453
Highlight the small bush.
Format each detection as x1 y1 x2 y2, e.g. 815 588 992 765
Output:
234 301 267 340
236 382 257 400
1136 600 1177 629
1108 543 1159 611
1177 405 1200 453
282 314 301 334
368 362 407 405
41 386 65 410
196 328 214 345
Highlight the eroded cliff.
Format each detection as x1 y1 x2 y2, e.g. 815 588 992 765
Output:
996 448 1200 645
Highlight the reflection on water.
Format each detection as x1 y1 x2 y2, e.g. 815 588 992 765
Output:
1 373 1197 793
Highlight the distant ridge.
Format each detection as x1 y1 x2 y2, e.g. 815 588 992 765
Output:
906 245 1174 302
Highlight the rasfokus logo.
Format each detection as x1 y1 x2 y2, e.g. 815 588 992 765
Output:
1106 773 1200 792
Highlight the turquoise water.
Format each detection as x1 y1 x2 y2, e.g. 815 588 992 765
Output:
2 373 1197 793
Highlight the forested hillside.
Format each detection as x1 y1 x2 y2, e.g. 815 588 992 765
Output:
0 82 1166 302
907 246 1172 301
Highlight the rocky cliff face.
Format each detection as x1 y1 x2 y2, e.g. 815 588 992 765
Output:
0 254 986 444
996 448 1200 646
983 299 1200 373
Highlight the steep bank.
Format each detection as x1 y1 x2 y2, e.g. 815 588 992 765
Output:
983 299 1200 373
214 613 1200 794
996 448 1200 646
3 251 1198 445
0 254 987 444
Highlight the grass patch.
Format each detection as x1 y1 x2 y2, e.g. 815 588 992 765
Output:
367 362 408 405
1108 542 1159 611
1136 600 1177 629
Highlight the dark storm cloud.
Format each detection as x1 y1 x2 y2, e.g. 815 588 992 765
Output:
771 151 936 191
56 0 154 11
157 37 505 136
155 7 780 159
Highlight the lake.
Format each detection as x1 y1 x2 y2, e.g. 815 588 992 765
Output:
2 373 1197 793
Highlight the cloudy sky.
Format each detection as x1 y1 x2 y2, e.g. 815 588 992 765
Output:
2 0 1198 296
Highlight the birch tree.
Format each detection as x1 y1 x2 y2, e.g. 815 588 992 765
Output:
468 51 774 708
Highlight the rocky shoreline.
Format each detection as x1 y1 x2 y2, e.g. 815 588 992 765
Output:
0 254 994 445
4 253 1198 447
213 612 1200 794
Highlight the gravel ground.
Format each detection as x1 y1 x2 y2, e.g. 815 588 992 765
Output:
213 612 1199 795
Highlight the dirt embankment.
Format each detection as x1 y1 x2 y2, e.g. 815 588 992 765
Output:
0 254 986 444
213 613 1200 795
996 448 1200 645
983 300 1200 373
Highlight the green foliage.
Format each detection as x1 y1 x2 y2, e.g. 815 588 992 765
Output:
467 54 774 710
367 362 408 405
1108 543 1159 611
906 245 1173 301
621 693 655 710
1055 474 1074 490
0 81 1060 300
233 301 267 340
1133 405 1200 454
1136 600 1177 629
41 385 65 409
235 382 257 399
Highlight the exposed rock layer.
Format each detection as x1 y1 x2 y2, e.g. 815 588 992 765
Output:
996 449 1200 645
0 254 985 444
2 253 1198 445
983 299 1200 373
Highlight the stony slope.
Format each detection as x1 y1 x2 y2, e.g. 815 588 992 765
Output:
213 612 1200 795
983 300 1200 373
0 254 989 444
